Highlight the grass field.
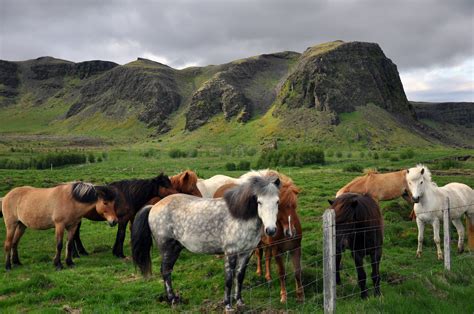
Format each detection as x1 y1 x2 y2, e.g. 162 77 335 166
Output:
0 142 473 313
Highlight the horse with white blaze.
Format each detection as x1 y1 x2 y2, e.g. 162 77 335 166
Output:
131 174 281 311
406 164 474 259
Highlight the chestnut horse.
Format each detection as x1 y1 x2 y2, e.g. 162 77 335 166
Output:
214 171 304 303
2 182 117 270
329 193 383 299
72 170 201 257
337 169 414 218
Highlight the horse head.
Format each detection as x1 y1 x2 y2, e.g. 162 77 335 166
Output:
153 173 178 198
224 175 281 237
94 185 118 227
278 182 300 239
406 165 431 203
171 170 202 197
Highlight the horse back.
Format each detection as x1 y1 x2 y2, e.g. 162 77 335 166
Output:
440 183 474 214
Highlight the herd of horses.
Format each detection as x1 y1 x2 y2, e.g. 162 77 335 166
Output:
1 165 473 310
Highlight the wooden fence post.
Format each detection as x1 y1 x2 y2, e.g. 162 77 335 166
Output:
443 197 451 271
323 209 336 314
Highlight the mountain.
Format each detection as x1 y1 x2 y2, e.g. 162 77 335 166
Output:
0 41 472 148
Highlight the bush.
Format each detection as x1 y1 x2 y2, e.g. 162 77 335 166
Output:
373 152 379 160
225 162 236 171
140 148 159 158
88 153 95 163
188 149 198 158
245 147 257 157
169 149 187 158
347 152 352 158
256 147 324 168
390 156 400 162
336 151 343 158
381 152 391 159
435 160 462 170
237 160 251 171
343 164 364 173
399 149 415 160
359 152 365 158
0 151 89 170
326 150 334 158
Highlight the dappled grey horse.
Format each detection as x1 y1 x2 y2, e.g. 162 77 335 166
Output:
131 175 281 311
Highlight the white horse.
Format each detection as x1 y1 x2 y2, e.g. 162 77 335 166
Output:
406 164 474 259
131 174 281 311
197 170 277 198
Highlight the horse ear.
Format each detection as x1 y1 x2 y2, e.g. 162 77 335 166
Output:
328 199 334 205
351 200 358 208
182 171 190 182
273 178 281 188
421 168 424 175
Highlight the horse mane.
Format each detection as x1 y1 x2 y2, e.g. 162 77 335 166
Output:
109 173 172 211
71 182 98 203
94 185 117 202
224 175 280 220
280 180 300 210
407 164 435 186
331 193 382 227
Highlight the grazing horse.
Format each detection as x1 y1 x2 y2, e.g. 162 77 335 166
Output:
406 165 474 259
214 172 304 303
132 175 281 311
145 170 202 206
336 169 412 201
329 193 383 299
2 182 117 270
72 173 177 258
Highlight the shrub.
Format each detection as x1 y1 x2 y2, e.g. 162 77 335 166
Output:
390 156 400 162
0 151 89 170
169 149 187 158
359 152 365 158
343 164 364 173
336 151 343 158
88 153 96 163
141 149 158 158
435 160 462 170
102 152 109 160
326 150 334 157
381 152 391 159
373 152 379 160
225 162 236 171
347 152 352 158
256 147 324 168
245 147 257 157
237 160 251 171
399 149 415 160
188 149 198 158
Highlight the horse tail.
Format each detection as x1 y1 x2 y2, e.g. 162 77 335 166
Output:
131 205 153 277
71 182 98 203
0 197 3 217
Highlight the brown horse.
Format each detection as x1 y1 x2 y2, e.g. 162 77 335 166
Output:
329 193 383 298
146 170 203 205
2 182 117 270
72 170 201 257
214 173 304 303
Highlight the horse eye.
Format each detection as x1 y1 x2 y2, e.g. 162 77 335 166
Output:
420 181 423 185
276 201 280 205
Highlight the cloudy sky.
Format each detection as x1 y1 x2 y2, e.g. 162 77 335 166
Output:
1 0 472 102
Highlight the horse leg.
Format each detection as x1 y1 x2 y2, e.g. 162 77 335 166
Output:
224 254 237 311
416 217 425 258
255 247 263 276
11 222 26 266
73 221 89 257
54 224 65 270
292 246 304 302
354 252 368 299
4 221 18 270
160 239 183 305
112 220 128 258
274 250 287 303
371 249 382 296
451 218 465 254
433 219 443 260
65 224 79 267
264 246 273 282
234 253 252 308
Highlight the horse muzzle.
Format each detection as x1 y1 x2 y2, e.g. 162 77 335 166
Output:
265 227 277 237
412 196 420 203
108 219 118 227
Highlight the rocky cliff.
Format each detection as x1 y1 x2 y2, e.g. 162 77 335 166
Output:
412 101 474 126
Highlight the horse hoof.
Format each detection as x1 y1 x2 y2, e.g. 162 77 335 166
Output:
265 275 272 282
79 251 89 256
437 254 443 261
458 248 464 254
256 270 262 277
67 262 75 268
55 264 64 271
416 252 422 258
224 305 235 313
296 292 305 303
280 296 287 303
13 261 22 266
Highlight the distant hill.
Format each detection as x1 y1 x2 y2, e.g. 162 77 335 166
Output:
0 41 472 148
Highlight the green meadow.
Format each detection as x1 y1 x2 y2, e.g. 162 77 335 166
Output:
0 139 473 313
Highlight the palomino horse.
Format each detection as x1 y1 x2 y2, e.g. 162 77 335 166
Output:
72 172 189 258
329 193 383 299
2 182 117 270
214 171 304 303
197 174 241 198
406 165 474 259
132 175 281 311
336 169 412 202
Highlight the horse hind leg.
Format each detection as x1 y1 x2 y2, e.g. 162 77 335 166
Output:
53 223 65 270
160 239 183 305
354 252 368 299
451 218 465 254
65 224 79 267
4 221 19 270
234 253 252 308
370 249 382 296
72 221 88 257
224 254 237 311
11 222 26 266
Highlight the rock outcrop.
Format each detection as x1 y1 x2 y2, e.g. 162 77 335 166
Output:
412 102 474 127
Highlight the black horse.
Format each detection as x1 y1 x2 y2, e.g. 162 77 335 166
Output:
73 174 178 258
328 193 383 299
